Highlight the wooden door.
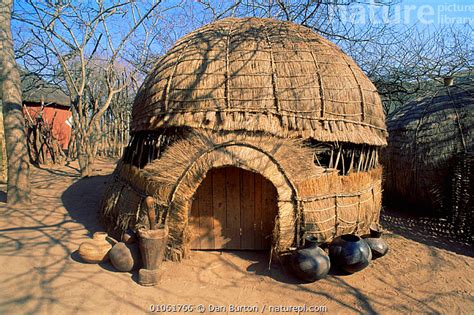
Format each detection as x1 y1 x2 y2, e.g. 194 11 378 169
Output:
189 167 278 250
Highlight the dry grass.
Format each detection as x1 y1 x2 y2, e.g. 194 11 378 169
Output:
100 130 384 259
131 17 386 146
384 82 473 211
296 167 382 242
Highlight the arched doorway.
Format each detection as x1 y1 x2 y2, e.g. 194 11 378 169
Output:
189 166 279 250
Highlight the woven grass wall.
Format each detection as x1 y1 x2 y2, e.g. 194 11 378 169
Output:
296 167 382 243
100 130 385 259
450 152 473 243
100 130 322 260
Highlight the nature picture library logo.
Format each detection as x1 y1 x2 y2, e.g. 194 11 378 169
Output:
333 0 474 25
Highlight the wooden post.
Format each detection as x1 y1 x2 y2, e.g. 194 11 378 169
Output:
145 196 156 230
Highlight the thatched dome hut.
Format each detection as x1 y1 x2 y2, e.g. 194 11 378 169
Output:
384 80 473 214
100 18 387 261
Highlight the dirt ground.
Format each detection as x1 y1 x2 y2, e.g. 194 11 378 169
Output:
0 160 473 314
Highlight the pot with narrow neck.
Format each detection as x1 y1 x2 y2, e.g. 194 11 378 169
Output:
289 235 331 282
364 223 389 258
78 232 114 264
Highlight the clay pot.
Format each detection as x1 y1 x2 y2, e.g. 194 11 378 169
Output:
290 236 330 282
369 222 383 238
329 234 372 273
364 238 389 258
109 242 141 272
364 224 389 258
78 232 113 263
122 229 137 244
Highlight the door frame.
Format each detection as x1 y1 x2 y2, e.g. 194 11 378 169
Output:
165 140 299 254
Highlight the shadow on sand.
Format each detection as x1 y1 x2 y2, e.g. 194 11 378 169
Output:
381 207 473 257
61 174 112 237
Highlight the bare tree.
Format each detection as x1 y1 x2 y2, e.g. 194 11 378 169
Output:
195 1 473 114
12 0 472 169
354 24 474 114
0 0 31 204
14 0 182 176
196 0 399 42
83 60 135 159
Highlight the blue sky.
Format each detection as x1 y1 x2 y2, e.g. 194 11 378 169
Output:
11 0 472 78
326 0 473 28
388 0 473 25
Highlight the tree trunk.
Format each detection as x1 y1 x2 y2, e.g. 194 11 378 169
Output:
76 129 92 177
70 101 93 176
0 105 7 182
0 0 31 205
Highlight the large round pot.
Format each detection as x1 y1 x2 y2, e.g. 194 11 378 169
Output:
290 236 330 282
329 234 372 273
109 242 141 272
78 232 114 263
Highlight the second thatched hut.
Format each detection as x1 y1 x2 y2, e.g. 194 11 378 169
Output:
100 17 387 261
384 79 473 242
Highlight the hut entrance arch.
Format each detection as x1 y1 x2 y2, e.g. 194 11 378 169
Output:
189 166 279 250
162 138 300 255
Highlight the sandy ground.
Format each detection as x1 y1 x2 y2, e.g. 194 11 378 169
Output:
0 159 473 314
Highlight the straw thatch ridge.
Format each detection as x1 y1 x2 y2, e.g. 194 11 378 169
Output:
384 81 473 210
132 17 387 146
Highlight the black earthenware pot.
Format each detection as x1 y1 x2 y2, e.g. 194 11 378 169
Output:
369 222 383 238
364 224 388 258
329 234 372 273
364 237 389 258
290 236 331 282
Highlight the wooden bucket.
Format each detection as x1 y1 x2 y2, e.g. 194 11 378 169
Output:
138 226 168 286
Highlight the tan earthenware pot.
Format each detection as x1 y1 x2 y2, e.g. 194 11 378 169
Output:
78 232 113 263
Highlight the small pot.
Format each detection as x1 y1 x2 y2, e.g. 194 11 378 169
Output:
109 242 141 271
78 232 114 264
369 223 383 238
364 237 389 258
122 229 137 244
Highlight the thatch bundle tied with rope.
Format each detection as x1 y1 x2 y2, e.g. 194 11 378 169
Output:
100 17 387 261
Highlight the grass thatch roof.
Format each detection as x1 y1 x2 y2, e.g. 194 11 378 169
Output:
387 81 473 162
132 17 386 146
384 81 473 209
21 73 70 107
